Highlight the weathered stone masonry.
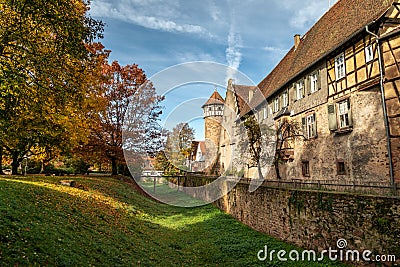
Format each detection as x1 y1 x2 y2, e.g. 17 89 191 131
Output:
179 176 400 257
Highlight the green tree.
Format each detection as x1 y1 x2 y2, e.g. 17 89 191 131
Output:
164 123 195 172
0 0 105 174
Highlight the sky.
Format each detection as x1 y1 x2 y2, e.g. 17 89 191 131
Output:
89 0 338 140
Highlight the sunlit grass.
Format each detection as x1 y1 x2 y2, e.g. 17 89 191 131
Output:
138 181 208 208
0 175 346 266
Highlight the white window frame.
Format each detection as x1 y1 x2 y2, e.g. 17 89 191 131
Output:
274 98 279 112
338 100 350 128
365 44 373 63
263 107 268 119
310 72 318 93
282 91 288 107
296 81 304 100
306 114 316 139
335 53 346 80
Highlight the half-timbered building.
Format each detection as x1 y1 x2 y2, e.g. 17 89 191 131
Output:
216 0 400 185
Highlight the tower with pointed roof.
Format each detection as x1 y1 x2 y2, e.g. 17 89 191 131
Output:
202 89 224 171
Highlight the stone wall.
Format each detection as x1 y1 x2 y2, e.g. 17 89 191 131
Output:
215 183 400 256
179 177 400 259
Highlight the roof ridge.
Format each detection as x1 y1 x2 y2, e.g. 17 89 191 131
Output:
246 0 395 118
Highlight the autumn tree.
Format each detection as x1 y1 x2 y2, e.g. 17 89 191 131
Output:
163 123 195 172
87 61 164 176
0 0 105 174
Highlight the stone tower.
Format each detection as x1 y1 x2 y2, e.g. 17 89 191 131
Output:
202 89 224 170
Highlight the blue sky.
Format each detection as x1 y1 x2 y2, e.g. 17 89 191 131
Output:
90 0 338 140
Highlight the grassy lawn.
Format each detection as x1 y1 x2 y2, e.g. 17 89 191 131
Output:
0 175 346 266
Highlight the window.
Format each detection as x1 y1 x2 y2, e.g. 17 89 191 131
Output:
310 72 318 93
296 81 304 100
338 100 350 128
302 161 310 177
327 98 352 131
282 91 288 107
274 98 279 112
337 161 346 175
263 107 268 119
302 113 317 139
335 53 346 80
365 44 373 63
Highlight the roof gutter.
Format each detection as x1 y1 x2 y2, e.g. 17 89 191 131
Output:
365 23 395 194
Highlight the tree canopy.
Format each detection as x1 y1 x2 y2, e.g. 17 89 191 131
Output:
0 0 105 174
86 61 164 176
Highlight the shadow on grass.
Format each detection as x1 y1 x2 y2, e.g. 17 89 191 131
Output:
0 176 346 266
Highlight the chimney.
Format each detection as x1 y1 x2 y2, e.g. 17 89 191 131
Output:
248 89 254 102
294 34 301 50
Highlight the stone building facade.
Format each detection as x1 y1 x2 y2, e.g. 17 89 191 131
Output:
215 0 400 185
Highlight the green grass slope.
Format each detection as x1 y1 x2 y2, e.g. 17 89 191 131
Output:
0 176 345 266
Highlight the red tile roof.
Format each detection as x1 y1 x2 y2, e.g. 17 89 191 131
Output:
202 90 225 107
242 0 393 117
232 84 257 115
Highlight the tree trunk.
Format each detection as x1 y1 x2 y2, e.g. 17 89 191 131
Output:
40 161 45 174
0 146 4 175
274 159 281 180
111 157 118 175
257 161 264 180
11 152 19 175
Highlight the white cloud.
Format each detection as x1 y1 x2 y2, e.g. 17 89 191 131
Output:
174 52 218 63
263 46 288 53
208 0 221 21
90 0 208 35
225 4 243 82
226 29 242 70
273 0 336 30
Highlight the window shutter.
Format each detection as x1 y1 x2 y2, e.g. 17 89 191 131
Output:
328 104 338 131
302 80 306 98
347 98 353 127
302 117 307 137
313 113 317 137
305 76 311 95
317 70 322 90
